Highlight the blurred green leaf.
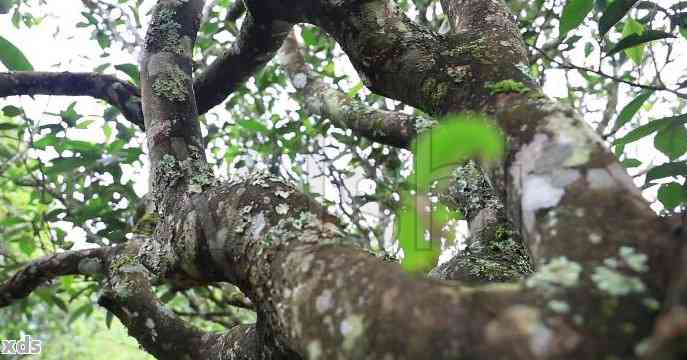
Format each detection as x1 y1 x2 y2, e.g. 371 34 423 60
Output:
606 29 675 59
657 182 687 209
612 90 653 131
2 105 23 117
599 0 638 36
654 122 687 160
115 63 140 86
646 161 687 184
0 34 33 70
614 114 687 146
397 113 502 273
559 0 594 38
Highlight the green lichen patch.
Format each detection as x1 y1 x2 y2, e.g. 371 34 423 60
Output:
132 212 160 236
152 66 189 103
145 6 185 54
526 256 582 291
485 79 531 95
591 266 646 296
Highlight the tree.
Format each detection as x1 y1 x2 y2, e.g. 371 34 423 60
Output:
1 0 687 358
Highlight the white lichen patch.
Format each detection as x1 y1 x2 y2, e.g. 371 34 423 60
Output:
547 300 570 314
541 110 600 167
591 266 645 296
250 212 267 240
293 73 308 89
526 257 582 290
145 318 155 329
315 290 334 314
276 203 290 215
78 257 103 275
522 175 565 211
307 340 323 360
587 168 616 189
619 246 648 273
588 233 602 244
275 190 291 199
414 116 437 133
340 314 365 352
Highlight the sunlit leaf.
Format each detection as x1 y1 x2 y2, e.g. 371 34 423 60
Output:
654 122 687 160
559 0 594 38
115 63 140 85
646 161 687 184
612 90 652 131
614 114 687 146
606 29 675 59
657 182 687 209
599 0 639 36
0 34 33 71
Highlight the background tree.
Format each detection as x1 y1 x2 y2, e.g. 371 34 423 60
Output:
1 0 687 358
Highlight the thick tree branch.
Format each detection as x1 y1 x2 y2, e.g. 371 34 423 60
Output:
97 241 235 359
0 247 112 307
140 0 212 205
0 71 144 129
278 31 417 148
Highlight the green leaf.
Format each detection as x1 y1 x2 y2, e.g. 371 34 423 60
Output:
621 158 642 168
612 90 653 131
115 63 140 85
559 0 594 38
346 82 364 98
2 105 22 117
32 134 59 149
0 122 18 130
654 122 687 160
645 161 687 183
19 237 35 256
621 19 645 64
0 35 33 71
238 119 268 133
657 182 687 209
301 27 317 47
613 114 687 146
599 0 639 36
606 29 675 58
46 157 94 175
51 295 69 313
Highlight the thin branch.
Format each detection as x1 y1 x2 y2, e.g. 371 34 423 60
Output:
531 45 687 99
0 247 112 307
0 72 144 129
278 31 418 149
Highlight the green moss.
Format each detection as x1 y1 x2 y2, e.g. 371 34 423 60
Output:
485 79 531 95
132 212 159 236
152 66 188 102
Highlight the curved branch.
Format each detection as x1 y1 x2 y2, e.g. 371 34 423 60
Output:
193 10 292 115
278 31 417 148
0 71 144 129
0 247 113 307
